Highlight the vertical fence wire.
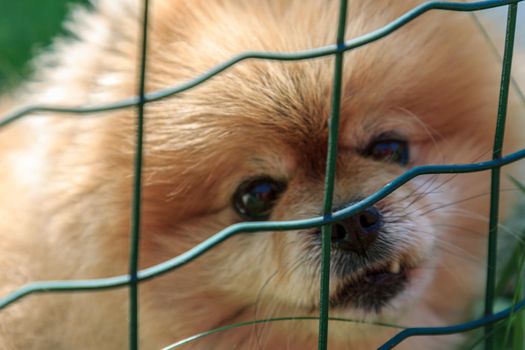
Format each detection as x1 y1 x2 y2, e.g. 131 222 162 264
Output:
484 3 518 350
129 0 150 349
318 1 348 349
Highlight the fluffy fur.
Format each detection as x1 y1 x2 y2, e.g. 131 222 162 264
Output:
0 0 523 349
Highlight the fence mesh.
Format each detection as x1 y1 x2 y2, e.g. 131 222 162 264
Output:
0 0 524 349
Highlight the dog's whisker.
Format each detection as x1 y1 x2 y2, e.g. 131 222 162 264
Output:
394 147 498 214
252 254 306 349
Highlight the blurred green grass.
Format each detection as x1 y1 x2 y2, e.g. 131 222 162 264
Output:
0 0 88 90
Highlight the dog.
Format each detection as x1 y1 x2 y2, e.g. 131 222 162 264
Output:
0 0 523 349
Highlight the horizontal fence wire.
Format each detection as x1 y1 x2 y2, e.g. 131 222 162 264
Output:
0 0 523 349
1 150 525 306
162 317 406 350
379 298 525 349
0 1 521 126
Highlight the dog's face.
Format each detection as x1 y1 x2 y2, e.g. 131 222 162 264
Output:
95 1 505 346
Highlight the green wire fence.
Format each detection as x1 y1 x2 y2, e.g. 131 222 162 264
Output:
0 0 524 349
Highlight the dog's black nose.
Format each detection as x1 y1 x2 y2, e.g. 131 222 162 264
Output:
331 206 382 254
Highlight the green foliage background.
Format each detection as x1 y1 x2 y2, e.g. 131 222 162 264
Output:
0 0 88 90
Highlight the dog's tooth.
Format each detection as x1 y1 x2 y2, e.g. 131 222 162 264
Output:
389 260 400 274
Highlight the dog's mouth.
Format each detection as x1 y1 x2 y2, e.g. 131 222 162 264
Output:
330 256 415 312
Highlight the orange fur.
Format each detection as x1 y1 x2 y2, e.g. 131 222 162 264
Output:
0 0 523 349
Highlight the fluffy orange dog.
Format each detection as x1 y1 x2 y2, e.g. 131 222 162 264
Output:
0 0 523 349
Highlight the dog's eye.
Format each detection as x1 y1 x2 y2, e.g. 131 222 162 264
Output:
233 177 286 221
365 139 409 165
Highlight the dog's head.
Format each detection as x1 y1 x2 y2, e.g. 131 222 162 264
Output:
72 0 510 347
